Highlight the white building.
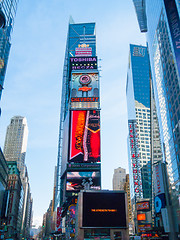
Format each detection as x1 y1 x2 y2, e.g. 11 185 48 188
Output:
4 116 28 177
112 167 126 191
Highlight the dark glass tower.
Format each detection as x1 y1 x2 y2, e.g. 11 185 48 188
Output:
55 20 101 236
127 44 151 201
0 0 19 106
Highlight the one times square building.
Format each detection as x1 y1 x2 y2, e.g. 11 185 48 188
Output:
55 19 101 235
133 0 180 236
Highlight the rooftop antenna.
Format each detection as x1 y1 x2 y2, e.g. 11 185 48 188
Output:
69 15 74 24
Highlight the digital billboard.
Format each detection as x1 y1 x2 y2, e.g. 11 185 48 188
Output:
75 44 92 57
82 192 127 228
70 57 97 71
70 72 99 109
136 201 150 211
66 171 100 193
69 110 100 163
137 213 146 221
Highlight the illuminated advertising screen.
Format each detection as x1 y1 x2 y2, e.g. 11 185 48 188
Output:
66 171 101 193
70 57 97 71
83 192 127 228
75 44 92 56
137 213 146 221
136 201 150 211
70 72 99 109
69 110 100 163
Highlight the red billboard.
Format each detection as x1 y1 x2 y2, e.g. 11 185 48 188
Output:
56 207 62 232
69 110 100 163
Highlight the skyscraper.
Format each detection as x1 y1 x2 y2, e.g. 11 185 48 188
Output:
126 44 163 234
4 116 28 177
54 19 101 235
126 44 151 202
0 0 19 106
133 0 180 235
112 167 126 191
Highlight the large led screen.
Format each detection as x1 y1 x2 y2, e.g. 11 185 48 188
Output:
70 72 99 100
83 192 127 228
70 57 97 71
69 110 100 163
66 171 101 193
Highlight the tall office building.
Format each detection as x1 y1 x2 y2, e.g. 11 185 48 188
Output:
3 116 28 177
133 0 180 235
126 44 151 202
55 19 101 235
0 0 19 107
3 116 33 238
112 167 126 191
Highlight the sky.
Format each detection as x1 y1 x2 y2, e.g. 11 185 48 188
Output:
0 0 146 227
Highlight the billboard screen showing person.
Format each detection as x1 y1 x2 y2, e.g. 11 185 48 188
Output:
66 171 101 193
69 110 100 163
82 191 127 228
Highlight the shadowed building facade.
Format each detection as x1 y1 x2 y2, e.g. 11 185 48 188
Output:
133 0 180 236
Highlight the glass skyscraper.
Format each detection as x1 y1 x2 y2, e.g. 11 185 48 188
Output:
133 0 180 235
0 0 19 105
126 44 150 232
126 44 151 201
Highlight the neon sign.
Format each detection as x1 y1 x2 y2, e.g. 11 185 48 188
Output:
128 121 143 198
91 209 117 213
70 57 97 71
71 97 98 102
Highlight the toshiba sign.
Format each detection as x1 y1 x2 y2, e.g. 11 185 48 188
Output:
153 162 165 196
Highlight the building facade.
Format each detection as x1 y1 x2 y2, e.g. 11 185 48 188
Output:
133 0 180 235
113 167 126 191
124 174 133 234
0 148 8 218
0 0 19 108
6 161 22 239
0 148 8 237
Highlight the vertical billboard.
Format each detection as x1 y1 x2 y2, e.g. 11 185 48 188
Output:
56 207 62 232
69 110 100 163
128 120 143 199
153 162 166 213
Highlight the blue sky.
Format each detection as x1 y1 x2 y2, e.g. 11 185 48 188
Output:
0 0 146 227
